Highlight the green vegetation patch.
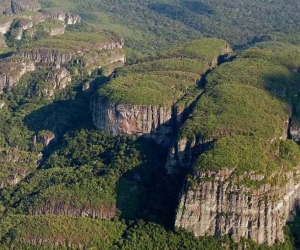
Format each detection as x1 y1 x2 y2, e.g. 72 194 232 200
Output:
37 18 65 30
118 221 224 250
0 15 11 24
0 130 155 220
98 73 196 106
159 38 230 62
97 39 231 107
206 57 299 92
19 31 122 53
238 41 300 69
190 136 300 187
118 58 208 76
180 84 289 141
1 214 126 249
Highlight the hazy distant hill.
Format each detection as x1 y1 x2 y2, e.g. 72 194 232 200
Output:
38 0 300 55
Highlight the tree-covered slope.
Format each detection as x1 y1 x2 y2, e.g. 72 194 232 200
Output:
0 1 300 249
36 0 300 56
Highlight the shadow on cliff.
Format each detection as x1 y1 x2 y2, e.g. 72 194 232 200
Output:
23 76 110 158
115 137 187 229
24 75 109 134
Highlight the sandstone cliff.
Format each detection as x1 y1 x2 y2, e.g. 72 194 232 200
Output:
79 49 126 75
91 97 173 144
47 67 71 90
0 0 40 15
30 203 116 220
40 9 81 25
175 169 300 245
10 0 40 14
0 149 39 189
0 57 35 93
91 39 230 145
290 118 300 142
18 40 124 67
18 49 73 66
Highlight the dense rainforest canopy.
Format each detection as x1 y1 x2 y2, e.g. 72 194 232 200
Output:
0 0 300 249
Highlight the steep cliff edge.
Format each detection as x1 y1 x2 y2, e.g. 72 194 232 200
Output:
0 0 40 15
91 97 172 144
176 167 300 245
17 32 125 68
0 57 35 93
40 9 81 25
172 41 300 245
92 39 231 145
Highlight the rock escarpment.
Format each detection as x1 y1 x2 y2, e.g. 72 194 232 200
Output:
91 97 173 144
47 67 71 90
92 39 231 145
0 149 39 189
171 41 300 246
0 0 40 15
0 57 35 92
30 203 116 220
290 119 300 142
40 9 81 25
175 169 300 245
18 37 125 68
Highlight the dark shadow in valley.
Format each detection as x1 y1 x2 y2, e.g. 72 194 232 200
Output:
0 51 13 59
115 137 186 229
180 1 214 16
23 76 109 160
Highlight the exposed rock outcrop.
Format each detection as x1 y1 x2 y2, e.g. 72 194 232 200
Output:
47 67 71 89
0 57 35 93
47 25 65 36
33 130 56 150
0 0 40 15
79 49 126 75
40 9 81 25
91 97 173 144
11 18 33 40
0 149 39 189
175 169 300 245
18 49 73 66
18 40 124 67
290 119 300 142
30 204 116 219
10 0 40 14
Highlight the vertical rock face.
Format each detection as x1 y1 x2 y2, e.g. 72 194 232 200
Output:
175 170 300 245
10 0 40 14
0 0 40 15
40 10 81 25
18 49 74 66
18 41 125 67
47 26 65 36
36 131 56 148
91 97 173 144
0 58 35 93
165 137 197 173
290 119 300 142
47 67 71 89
